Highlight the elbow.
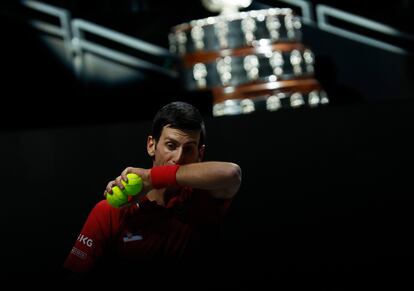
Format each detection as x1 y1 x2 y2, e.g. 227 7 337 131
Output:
231 163 242 184
210 163 242 200
227 163 242 193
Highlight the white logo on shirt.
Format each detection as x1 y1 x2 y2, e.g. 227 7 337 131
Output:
78 234 93 247
71 247 87 259
123 231 143 242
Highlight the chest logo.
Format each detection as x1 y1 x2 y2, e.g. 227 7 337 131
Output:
123 231 143 242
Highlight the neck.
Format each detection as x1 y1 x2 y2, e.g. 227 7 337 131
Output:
146 189 166 206
146 186 181 207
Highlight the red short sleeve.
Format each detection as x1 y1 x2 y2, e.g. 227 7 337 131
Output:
63 200 119 273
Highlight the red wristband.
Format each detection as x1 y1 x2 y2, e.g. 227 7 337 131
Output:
150 165 180 189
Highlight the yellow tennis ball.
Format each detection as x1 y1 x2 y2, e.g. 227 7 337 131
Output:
106 194 123 208
121 173 143 196
107 186 128 208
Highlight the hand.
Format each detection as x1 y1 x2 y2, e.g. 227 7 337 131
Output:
103 167 152 207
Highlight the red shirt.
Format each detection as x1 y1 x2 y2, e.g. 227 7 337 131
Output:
63 187 232 273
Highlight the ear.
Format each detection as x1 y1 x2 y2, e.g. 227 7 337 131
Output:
198 145 205 162
147 136 156 157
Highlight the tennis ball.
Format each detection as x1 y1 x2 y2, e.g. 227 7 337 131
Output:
107 186 128 208
107 194 123 208
121 173 143 196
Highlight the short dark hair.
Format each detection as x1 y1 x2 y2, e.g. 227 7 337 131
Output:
151 101 206 147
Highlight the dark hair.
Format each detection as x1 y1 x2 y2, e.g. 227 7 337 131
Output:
152 101 206 147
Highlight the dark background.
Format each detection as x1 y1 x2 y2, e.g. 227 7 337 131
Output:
1 0 414 288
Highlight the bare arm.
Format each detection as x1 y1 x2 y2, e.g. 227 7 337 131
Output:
175 161 242 199
113 162 242 200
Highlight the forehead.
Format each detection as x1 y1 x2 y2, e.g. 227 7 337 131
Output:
160 125 200 144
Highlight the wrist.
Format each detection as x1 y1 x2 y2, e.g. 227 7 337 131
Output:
150 164 180 189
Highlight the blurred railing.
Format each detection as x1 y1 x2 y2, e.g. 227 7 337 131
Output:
21 0 178 82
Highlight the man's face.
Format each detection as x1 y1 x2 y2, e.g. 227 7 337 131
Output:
147 125 205 166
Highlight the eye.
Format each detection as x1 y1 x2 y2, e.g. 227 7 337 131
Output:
166 142 176 150
183 145 196 154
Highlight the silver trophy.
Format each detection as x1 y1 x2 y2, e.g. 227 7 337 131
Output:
169 1 328 116
201 0 252 14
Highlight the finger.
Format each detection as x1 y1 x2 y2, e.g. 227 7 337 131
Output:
115 176 124 189
106 181 115 194
121 167 132 181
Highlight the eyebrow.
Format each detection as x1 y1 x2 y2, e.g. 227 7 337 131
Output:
164 137 198 146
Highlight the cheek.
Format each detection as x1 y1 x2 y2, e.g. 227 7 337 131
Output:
154 147 173 163
184 151 200 163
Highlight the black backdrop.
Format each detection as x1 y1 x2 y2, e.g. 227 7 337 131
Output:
1 101 414 288
1 1 414 288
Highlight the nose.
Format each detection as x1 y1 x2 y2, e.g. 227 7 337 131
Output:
172 147 184 165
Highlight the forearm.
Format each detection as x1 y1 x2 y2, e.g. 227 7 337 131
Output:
121 162 242 200
175 162 242 199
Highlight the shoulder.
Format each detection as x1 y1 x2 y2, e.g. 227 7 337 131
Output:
92 199 114 212
87 199 127 222
87 199 115 217
82 200 130 236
